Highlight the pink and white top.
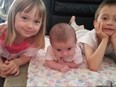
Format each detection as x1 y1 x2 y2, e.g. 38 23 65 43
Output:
44 44 83 65
0 32 38 60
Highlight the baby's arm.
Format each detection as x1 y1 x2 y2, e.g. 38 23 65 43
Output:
45 60 70 72
64 61 78 68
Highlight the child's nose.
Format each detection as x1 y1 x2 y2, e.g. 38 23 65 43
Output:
107 20 113 25
28 22 33 29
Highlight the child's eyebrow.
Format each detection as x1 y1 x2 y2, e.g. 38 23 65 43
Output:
100 13 110 17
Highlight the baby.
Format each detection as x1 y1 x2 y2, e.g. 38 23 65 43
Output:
44 23 83 72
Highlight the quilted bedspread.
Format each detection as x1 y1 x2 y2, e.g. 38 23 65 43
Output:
27 35 116 87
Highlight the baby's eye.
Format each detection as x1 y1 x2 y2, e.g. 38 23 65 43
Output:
67 48 71 50
57 49 61 51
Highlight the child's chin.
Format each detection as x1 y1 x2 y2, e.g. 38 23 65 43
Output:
106 33 113 36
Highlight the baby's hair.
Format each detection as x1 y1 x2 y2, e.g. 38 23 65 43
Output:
5 0 46 48
49 23 77 44
95 0 116 20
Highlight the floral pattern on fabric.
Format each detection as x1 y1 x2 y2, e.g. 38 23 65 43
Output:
27 54 116 87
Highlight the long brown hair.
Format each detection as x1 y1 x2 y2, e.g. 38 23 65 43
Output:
5 0 46 49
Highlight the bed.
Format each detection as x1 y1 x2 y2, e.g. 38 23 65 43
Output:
27 0 116 86
27 35 116 87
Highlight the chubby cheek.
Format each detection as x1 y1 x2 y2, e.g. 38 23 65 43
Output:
54 51 60 57
70 49 75 56
33 26 41 34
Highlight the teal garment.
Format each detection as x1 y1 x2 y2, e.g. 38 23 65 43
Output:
0 0 14 20
0 0 14 14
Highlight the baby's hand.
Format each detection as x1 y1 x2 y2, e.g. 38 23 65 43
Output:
58 58 65 64
60 65 70 73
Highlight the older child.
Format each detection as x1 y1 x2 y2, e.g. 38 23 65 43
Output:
71 0 116 71
44 23 83 72
0 0 46 78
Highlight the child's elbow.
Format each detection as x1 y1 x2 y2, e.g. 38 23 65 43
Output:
87 65 99 71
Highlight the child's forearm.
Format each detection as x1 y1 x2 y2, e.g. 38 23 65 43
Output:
87 38 109 71
13 55 31 67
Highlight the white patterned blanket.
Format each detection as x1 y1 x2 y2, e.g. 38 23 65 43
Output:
27 37 116 87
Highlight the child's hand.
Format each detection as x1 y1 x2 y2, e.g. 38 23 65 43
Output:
1 60 20 76
0 70 8 78
60 65 70 73
95 22 109 40
0 66 8 78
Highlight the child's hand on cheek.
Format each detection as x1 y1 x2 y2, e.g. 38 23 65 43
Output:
95 22 109 40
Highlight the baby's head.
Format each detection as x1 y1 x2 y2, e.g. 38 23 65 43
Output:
49 23 77 45
49 23 77 58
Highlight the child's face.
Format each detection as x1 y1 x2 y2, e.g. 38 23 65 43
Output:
15 6 42 39
95 5 116 36
52 38 76 59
